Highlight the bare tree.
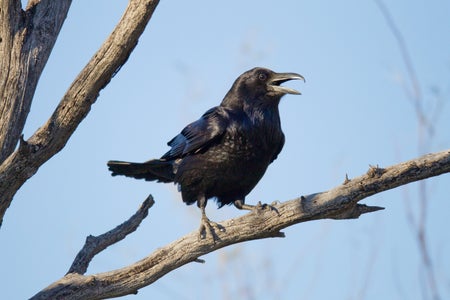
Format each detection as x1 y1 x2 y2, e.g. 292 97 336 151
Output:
1 1 449 299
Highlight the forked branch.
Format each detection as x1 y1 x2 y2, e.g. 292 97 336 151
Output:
0 0 160 226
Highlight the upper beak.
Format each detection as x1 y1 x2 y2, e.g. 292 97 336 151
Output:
269 72 305 95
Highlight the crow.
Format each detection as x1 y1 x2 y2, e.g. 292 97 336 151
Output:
108 67 304 239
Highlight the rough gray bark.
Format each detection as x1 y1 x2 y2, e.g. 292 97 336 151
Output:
0 0 72 163
31 149 450 300
0 0 160 226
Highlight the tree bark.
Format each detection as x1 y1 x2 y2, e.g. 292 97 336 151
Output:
0 0 72 162
0 0 160 226
31 149 450 300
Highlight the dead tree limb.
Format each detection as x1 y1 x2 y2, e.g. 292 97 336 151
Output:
0 0 72 163
0 0 160 226
31 149 450 300
67 195 155 275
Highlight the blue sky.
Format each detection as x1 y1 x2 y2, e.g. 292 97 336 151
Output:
2 0 450 299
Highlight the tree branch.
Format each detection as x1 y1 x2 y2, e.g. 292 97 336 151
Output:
31 149 450 300
0 0 160 226
68 195 154 275
0 0 72 162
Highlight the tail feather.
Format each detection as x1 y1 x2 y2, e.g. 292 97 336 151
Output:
107 159 175 183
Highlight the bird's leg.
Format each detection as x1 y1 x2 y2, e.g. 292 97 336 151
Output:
198 206 214 240
233 199 256 210
197 197 224 241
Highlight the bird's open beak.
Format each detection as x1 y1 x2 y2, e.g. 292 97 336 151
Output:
269 72 305 95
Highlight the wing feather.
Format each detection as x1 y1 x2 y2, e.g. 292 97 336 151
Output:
161 106 228 160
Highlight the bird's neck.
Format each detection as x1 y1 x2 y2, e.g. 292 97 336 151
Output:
220 92 282 128
244 100 281 129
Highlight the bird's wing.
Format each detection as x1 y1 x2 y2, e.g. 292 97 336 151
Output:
161 106 228 160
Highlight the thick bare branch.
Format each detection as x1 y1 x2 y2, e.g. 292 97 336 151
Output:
0 0 160 226
31 149 450 300
0 0 72 162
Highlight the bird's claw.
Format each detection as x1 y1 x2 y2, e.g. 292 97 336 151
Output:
198 216 225 242
254 201 280 215
271 200 281 206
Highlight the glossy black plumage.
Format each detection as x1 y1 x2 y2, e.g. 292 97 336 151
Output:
108 67 304 237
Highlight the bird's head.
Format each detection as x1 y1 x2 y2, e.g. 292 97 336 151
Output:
222 67 305 109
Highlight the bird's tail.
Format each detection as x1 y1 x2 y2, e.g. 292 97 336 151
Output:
107 159 175 183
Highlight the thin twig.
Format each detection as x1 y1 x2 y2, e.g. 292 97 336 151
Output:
67 195 154 274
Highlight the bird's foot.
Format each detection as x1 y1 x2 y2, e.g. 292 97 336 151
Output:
254 201 280 215
198 215 224 242
234 200 280 215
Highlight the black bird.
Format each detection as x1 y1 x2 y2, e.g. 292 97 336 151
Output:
108 67 304 239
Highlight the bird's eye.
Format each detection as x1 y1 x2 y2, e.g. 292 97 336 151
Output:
258 73 267 81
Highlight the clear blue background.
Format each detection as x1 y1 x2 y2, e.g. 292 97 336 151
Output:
2 0 450 299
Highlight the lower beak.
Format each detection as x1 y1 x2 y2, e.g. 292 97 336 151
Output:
270 72 305 95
